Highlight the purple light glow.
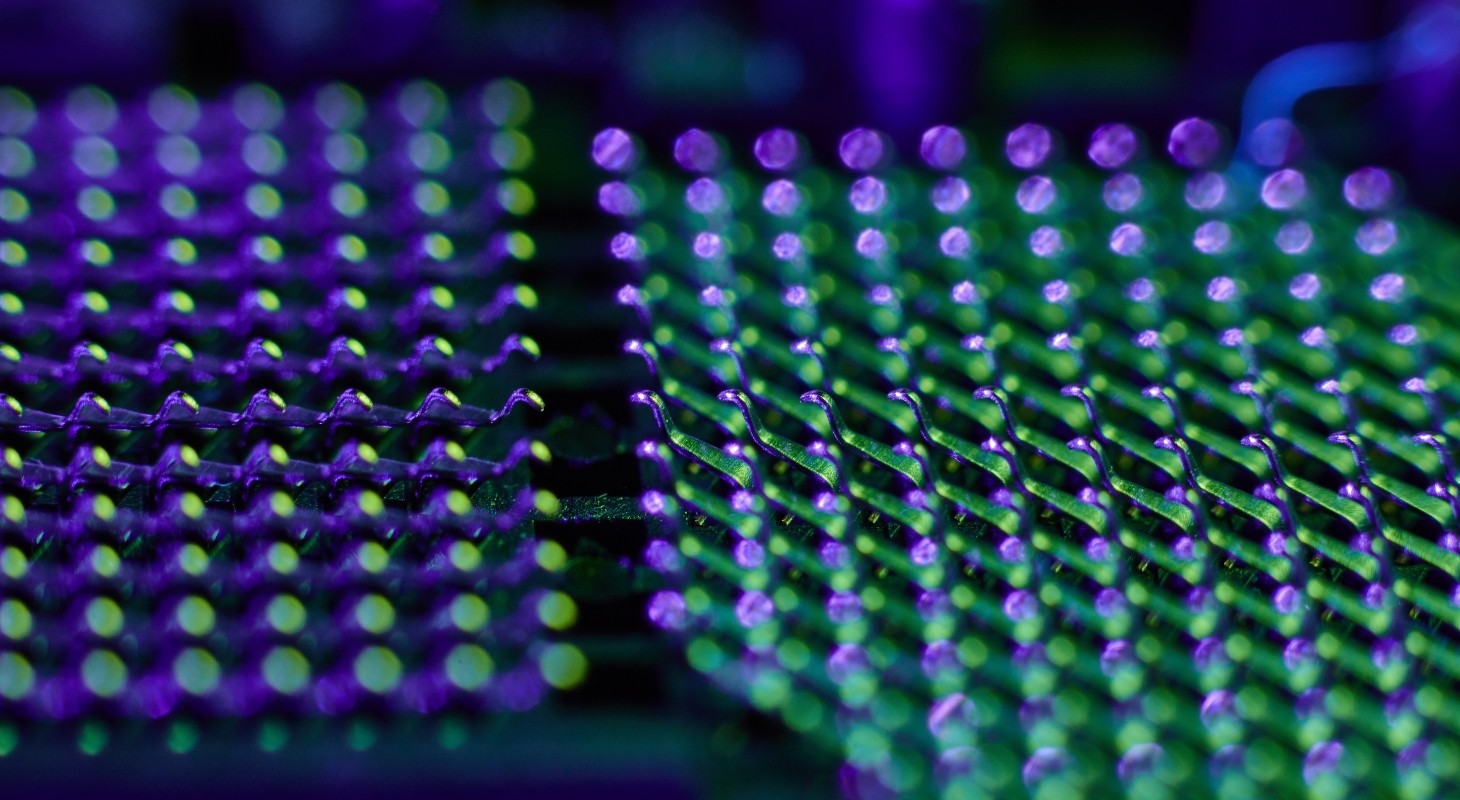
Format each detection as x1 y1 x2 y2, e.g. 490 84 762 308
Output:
1167 118 1222 168
1276 220 1314 254
644 539 682 572
1289 273 1320 300
1344 167 1394 210
1355 219 1398 255
597 182 641 216
673 129 722 173
754 128 799 171
772 232 804 261
647 591 687 630
1207 277 1238 303
1088 123 1138 169
930 177 971 214
591 128 637 172
762 180 802 217
1005 123 1053 169
1015 176 1057 214
838 128 887 171
939 227 973 258
692 232 725 260
1260 169 1308 210
1029 226 1064 258
734 539 765 569
1371 273 1405 302
856 229 890 259
1126 278 1155 303
849 177 889 214
609 233 644 261
734 591 774 627
1249 119 1302 167
1103 173 1143 212
1184 172 1227 210
820 540 850 569
685 178 726 215
827 591 863 624
1108 223 1146 256
920 125 967 170
1193 220 1232 254
1042 280 1070 304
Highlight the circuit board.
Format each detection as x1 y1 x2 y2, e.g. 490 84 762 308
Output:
2 80 1460 799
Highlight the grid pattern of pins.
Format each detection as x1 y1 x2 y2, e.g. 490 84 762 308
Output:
599 121 1460 798
0 81 587 749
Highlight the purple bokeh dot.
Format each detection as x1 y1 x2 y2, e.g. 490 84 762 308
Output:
673 129 721 173
849 176 888 214
761 179 802 217
855 229 889 259
1102 173 1143 212
644 539 682 572
1005 123 1053 169
940 227 973 258
1344 167 1394 210
1029 226 1064 258
1089 123 1137 169
1249 118 1302 167
826 591 862 624
1109 222 1146 256
1303 742 1344 784
910 537 939 566
1371 273 1405 302
597 182 641 216
930 176 971 214
1094 587 1126 617
1016 176 1057 214
1289 272 1320 300
1200 690 1237 728
685 178 726 214
754 128 799 170
1167 118 1222 168
920 125 967 170
1273 585 1301 614
827 643 869 683
838 128 886 171
1260 168 1307 210
693 232 724 260
1126 277 1155 302
772 232 803 261
1184 171 1227 210
591 128 637 172
1193 220 1232 254
734 590 775 628
820 540 849 569
647 591 687 630
1003 590 1038 621
1207 276 1237 302
1355 219 1397 255
734 539 765 569
1042 280 1070 304
609 232 644 261
1275 220 1314 254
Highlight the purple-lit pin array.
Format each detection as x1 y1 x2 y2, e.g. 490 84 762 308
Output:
0 80 587 745
599 116 1460 797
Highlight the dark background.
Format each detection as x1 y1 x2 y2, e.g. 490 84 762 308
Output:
1 0 1457 216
